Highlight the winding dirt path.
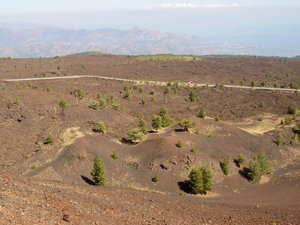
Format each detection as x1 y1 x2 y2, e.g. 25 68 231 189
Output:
2 75 299 92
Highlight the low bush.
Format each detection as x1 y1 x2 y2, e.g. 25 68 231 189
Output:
152 174 159 182
94 121 106 133
176 139 183 148
221 157 230 175
197 109 206 119
46 133 55 145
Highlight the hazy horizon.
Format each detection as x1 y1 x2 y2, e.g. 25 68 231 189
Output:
1 0 300 55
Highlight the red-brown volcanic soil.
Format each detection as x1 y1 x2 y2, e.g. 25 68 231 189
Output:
0 55 299 224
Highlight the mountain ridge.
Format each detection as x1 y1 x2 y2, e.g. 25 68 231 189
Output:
0 26 298 58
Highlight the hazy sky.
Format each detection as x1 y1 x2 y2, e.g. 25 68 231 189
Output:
1 0 300 13
1 0 300 51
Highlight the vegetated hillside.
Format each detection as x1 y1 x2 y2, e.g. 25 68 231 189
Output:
1 54 300 89
0 26 299 57
0 56 299 224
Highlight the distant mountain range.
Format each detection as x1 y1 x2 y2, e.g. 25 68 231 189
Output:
0 26 298 58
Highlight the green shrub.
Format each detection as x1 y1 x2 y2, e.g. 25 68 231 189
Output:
276 135 282 146
94 121 106 133
152 174 159 182
247 151 271 183
236 153 246 167
89 101 100 110
138 116 148 134
138 87 144 93
46 133 55 145
195 130 200 135
191 147 197 154
289 82 299 89
189 90 200 102
98 97 107 109
112 103 120 110
261 80 267 87
285 117 292 124
197 109 206 118
258 116 263 121
52 113 57 119
215 116 220 122
251 81 255 87
16 82 21 89
31 164 38 170
165 86 172 94
111 149 118 160
260 101 264 108
141 98 146 105
176 139 183 148
28 81 33 87
74 88 85 98
188 165 213 195
178 118 196 132
123 84 130 92
288 105 296 115
125 89 132 99
91 155 106 186
221 158 230 176
208 132 213 138
36 142 44 151
46 86 52 92
159 105 174 127
291 134 299 145
151 96 156 102
59 99 67 109
152 114 162 131
13 97 19 104
125 127 145 143
150 89 155 95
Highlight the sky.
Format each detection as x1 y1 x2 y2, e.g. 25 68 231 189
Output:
0 0 300 51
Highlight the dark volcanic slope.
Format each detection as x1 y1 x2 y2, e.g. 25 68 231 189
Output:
0 55 299 224
1 55 299 88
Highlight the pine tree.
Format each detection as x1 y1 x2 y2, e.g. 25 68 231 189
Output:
138 116 147 134
91 155 106 186
188 165 213 195
221 157 230 175
178 118 195 132
125 128 145 143
197 109 206 118
94 121 106 133
236 153 246 167
248 157 261 183
201 165 213 194
152 114 162 132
